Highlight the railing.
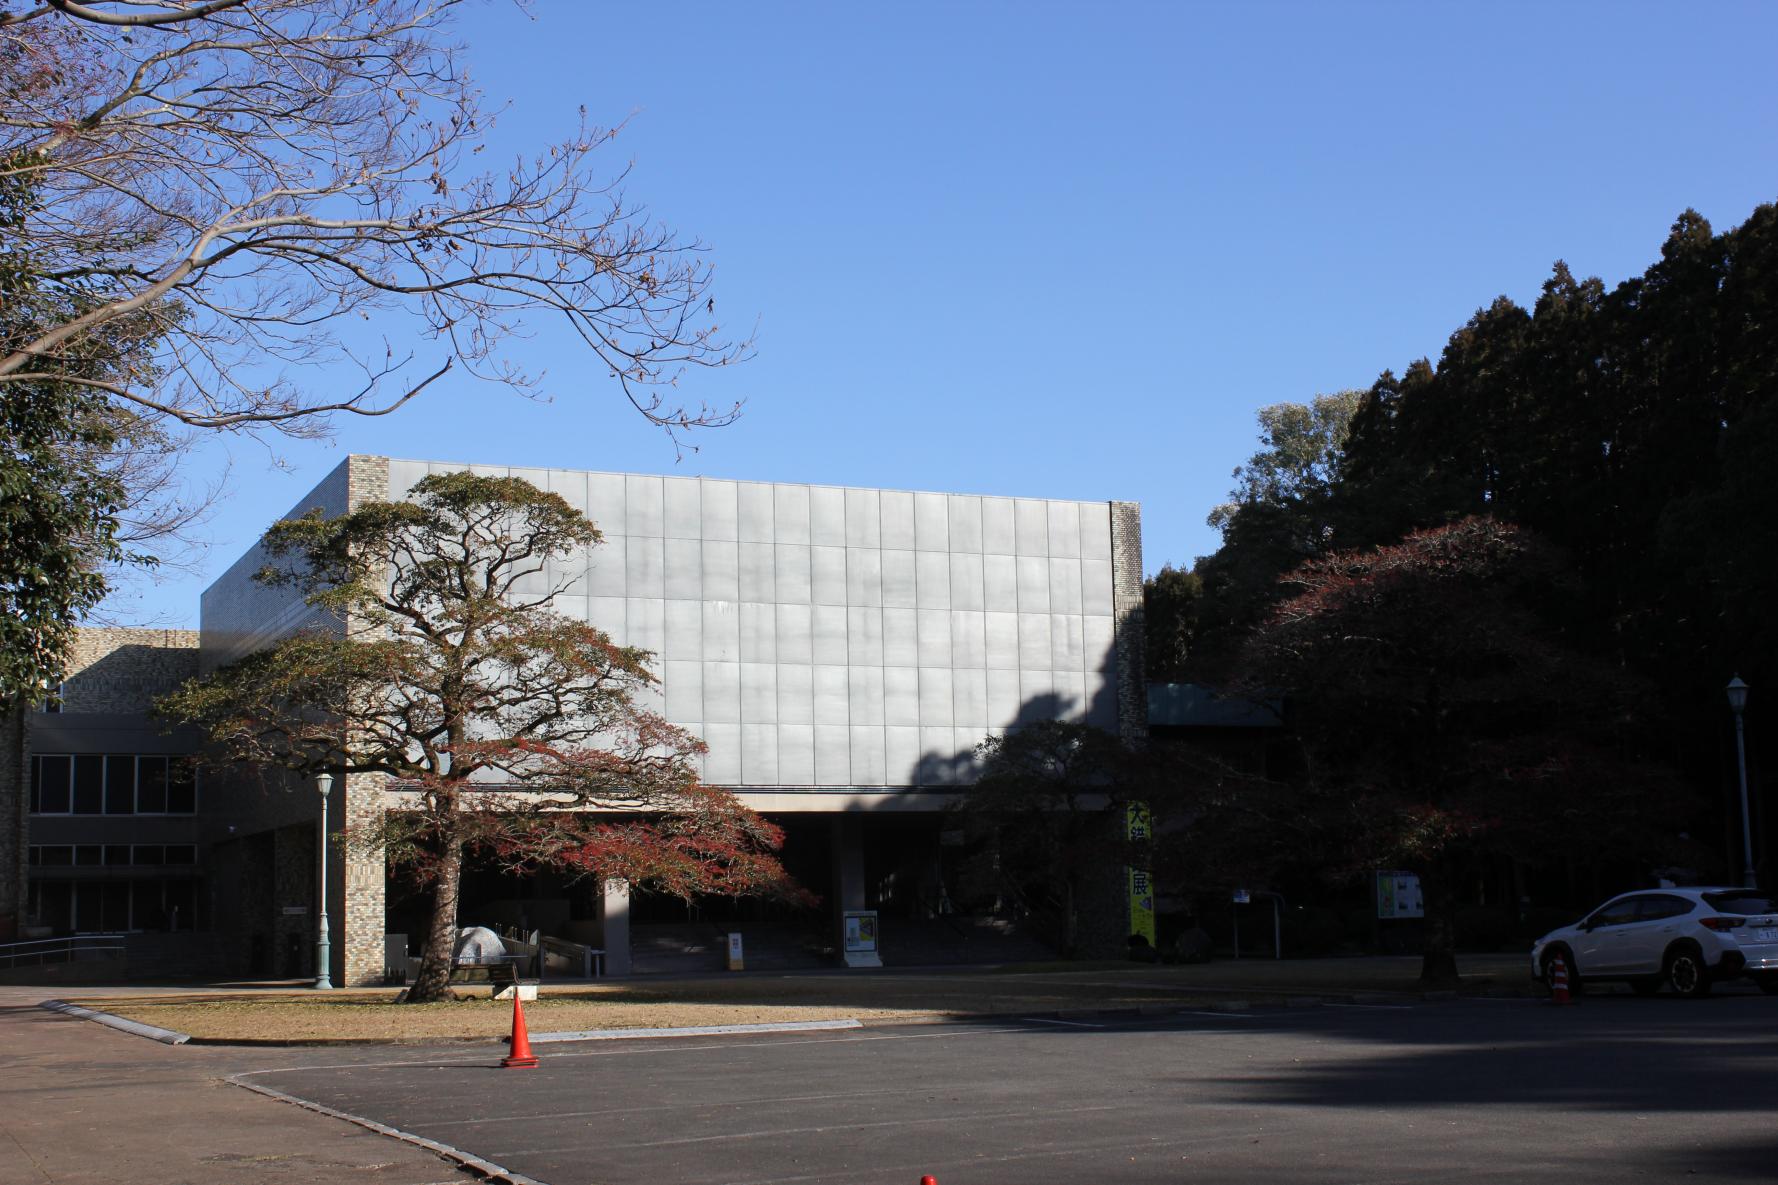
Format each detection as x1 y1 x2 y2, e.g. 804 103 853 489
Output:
0 933 127 970
540 934 605 979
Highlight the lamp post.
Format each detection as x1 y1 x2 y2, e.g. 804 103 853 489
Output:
314 771 335 989
1727 678 1755 890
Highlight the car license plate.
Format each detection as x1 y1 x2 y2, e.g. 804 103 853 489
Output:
1756 928 1778 942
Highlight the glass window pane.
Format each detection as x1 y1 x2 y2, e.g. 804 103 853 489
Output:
105 845 132 866
165 845 196 865
101 883 131 932
29 756 40 813
133 845 165 867
164 879 195 931
74 845 102 866
73 882 104 932
39 845 73 866
137 757 168 813
106 756 136 813
1703 892 1778 915
131 881 165 930
37 882 72 932
166 763 196 814
37 755 70 813
73 756 104 813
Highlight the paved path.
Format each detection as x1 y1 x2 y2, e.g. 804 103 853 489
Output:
236 992 1778 1184
5 968 1771 1184
0 987 467 1185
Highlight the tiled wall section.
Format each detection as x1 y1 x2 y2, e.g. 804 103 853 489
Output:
57 628 199 713
386 461 1128 787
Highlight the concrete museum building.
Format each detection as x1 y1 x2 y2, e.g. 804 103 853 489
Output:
10 455 1146 985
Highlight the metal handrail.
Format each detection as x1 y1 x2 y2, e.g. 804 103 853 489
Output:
0 933 127 969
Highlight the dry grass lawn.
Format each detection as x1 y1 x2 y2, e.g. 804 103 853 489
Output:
77 954 1535 1044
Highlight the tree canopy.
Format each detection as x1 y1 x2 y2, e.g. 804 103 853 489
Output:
1147 203 1778 971
1233 517 1690 983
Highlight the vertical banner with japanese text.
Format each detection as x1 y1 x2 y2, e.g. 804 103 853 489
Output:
1127 802 1156 944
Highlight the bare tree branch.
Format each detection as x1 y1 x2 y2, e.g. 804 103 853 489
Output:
1 0 750 448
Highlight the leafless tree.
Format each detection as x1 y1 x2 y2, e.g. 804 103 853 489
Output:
0 0 747 446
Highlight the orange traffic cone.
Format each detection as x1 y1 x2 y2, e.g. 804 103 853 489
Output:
1549 953 1573 1006
502 992 539 1068
920 1178 938 1185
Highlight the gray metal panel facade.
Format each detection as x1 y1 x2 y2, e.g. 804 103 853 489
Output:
345 461 1131 789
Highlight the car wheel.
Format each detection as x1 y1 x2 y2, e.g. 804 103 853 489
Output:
1543 948 1582 997
1665 945 1712 998
1630 977 1661 997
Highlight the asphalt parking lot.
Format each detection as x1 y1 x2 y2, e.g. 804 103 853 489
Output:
237 991 1778 1185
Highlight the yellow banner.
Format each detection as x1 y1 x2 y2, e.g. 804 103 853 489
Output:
1127 802 1156 945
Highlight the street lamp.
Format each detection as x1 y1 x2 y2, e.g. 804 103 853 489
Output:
1727 678 1755 890
314 771 335 989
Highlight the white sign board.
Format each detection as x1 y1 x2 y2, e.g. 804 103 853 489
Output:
841 910 882 968
1376 871 1424 919
726 932 744 971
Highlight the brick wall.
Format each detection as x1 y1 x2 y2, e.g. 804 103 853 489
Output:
58 628 199 713
342 456 393 985
1 629 200 939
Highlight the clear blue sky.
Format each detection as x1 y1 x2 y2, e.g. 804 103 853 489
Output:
116 0 1778 626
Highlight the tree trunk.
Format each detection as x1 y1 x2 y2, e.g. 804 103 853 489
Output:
1418 863 1460 988
406 839 465 1003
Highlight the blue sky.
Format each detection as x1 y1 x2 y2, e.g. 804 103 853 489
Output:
117 1 1778 626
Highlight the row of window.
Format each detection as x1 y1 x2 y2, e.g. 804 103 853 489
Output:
28 844 198 868
26 877 197 934
28 754 197 815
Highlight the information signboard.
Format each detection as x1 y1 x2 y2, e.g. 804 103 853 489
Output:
1376 871 1424 919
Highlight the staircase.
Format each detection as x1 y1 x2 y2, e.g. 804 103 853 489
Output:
877 915 1056 967
629 921 831 975
627 915 1056 975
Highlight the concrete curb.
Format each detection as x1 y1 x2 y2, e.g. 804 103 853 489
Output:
532 1017 863 1043
39 999 191 1045
229 1075 545 1185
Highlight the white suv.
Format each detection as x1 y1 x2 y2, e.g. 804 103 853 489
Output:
1530 887 1778 997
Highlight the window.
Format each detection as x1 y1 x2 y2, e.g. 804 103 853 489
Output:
1637 895 1694 921
1702 892 1778 916
1590 899 1642 928
106 756 136 813
133 845 165 867
136 757 168 813
72 756 104 814
29 754 197 815
27 876 199 933
32 756 71 814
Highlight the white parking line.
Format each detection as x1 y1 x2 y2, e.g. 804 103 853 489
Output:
1022 1016 1106 1028
1173 1010 1261 1019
